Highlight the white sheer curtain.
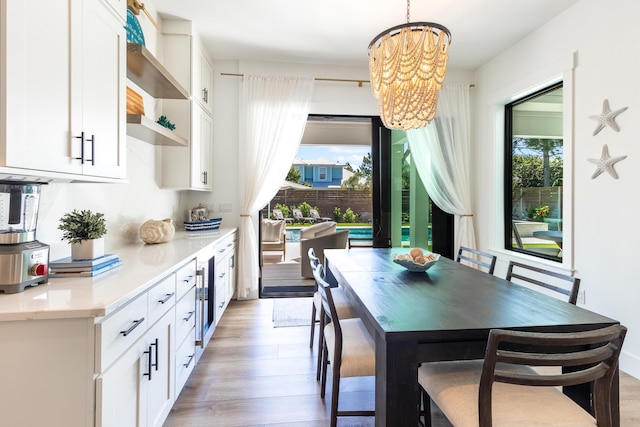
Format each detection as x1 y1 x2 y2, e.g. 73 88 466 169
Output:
406 83 476 254
237 75 315 300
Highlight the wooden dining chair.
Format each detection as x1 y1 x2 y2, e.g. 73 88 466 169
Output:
418 324 627 427
506 260 581 304
313 264 375 427
456 246 497 274
307 248 357 381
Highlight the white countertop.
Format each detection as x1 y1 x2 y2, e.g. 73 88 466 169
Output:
0 228 236 322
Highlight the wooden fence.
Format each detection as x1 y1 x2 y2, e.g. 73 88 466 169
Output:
270 189 372 222
512 186 563 220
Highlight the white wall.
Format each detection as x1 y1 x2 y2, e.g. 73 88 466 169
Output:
472 0 640 377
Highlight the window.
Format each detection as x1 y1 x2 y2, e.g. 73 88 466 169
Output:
505 83 563 262
318 167 327 180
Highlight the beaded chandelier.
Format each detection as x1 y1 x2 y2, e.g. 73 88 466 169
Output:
368 0 451 130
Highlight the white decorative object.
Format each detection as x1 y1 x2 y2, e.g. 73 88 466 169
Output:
71 238 105 260
588 99 628 136
587 144 627 179
140 218 175 244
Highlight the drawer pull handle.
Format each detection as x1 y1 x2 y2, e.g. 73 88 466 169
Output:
218 300 225 309
184 353 195 369
151 338 159 371
143 346 152 381
120 317 145 336
159 293 175 304
183 310 195 322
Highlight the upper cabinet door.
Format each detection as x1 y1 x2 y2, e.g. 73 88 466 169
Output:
196 47 214 115
1 0 82 175
79 0 126 179
1 0 126 180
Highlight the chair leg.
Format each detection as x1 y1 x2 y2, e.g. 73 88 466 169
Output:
421 387 432 427
320 341 329 399
330 368 340 427
316 311 326 381
309 304 316 348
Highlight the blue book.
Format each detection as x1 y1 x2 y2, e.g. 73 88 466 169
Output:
50 254 119 269
49 261 123 278
50 257 121 273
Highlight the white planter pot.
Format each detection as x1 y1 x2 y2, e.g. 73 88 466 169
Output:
71 238 105 260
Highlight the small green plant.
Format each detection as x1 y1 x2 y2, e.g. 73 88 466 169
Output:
58 209 107 244
332 207 342 222
297 201 312 218
342 207 356 223
156 115 176 130
527 205 549 222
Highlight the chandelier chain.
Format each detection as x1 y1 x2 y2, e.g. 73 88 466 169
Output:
406 0 410 23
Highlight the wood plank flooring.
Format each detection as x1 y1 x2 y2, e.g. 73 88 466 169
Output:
164 298 640 427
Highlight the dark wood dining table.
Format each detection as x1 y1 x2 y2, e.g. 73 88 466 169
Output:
324 248 620 427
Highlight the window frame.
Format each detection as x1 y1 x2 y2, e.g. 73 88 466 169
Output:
504 82 564 263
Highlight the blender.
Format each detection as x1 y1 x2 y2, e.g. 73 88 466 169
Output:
0 181 49 293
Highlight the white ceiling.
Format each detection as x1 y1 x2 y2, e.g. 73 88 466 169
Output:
151 0 580 70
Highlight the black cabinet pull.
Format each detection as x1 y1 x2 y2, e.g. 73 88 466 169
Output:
143 346 152 380
184 353 195 369
74 132 85 163
151 338 159 371
120 317 145 336
86 134 95 165
183 310 195 322
158 293 174 304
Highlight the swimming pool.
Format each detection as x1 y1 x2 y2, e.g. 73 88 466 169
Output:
286 226 417 243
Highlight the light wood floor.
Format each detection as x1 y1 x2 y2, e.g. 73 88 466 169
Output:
164 298 640 427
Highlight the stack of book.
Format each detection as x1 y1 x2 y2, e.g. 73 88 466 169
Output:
49 254 123 278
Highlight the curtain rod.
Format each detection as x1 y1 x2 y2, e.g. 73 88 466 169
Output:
220 73 369 87
221 72 475 88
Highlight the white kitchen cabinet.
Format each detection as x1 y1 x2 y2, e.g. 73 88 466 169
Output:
214 232 237 324
0 0 126 181
161 100 213 190
97 307 174 427
162 21 215 115
159 20 214 191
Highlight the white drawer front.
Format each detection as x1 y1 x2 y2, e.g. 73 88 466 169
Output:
148 273 176 325
175 331 196 397
176 286 196 345
176 259 197 301
96 294 148 372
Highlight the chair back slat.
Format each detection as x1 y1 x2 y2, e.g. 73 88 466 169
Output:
456 246 497 274
506 261 580 304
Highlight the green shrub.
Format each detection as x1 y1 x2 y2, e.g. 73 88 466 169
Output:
332 207 342 222
298 201 312 218
342 207 356 223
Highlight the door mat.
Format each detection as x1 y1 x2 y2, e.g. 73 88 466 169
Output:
272 297 313 327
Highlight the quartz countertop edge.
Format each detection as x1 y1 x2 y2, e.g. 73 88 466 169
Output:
0 228 236 322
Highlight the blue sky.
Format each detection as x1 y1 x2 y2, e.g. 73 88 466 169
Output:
295 145 370 168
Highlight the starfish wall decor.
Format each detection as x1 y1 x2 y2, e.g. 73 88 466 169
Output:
588 99 628 136
587 144 627 179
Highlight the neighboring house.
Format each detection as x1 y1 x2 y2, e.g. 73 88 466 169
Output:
292 158 345 188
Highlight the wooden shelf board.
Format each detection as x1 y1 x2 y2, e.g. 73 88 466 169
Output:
126 115 188 147
126 43 189 99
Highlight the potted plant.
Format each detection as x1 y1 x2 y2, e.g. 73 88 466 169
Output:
58 209 107 260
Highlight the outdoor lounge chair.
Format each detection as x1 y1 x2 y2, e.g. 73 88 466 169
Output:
310 209 331 223
272 208 293 224
261 218 286 262
292 208 314 224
